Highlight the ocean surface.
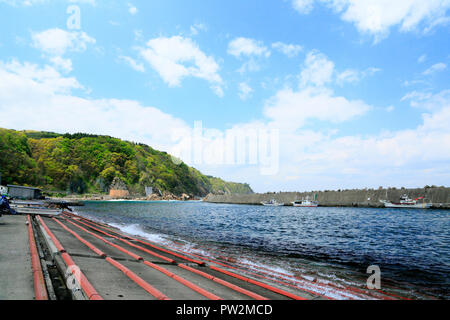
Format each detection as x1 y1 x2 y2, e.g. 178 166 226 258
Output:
73 201 449 299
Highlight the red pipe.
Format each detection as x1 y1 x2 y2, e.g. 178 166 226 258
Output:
178 264 268 300
191 252 358 300
60 217 222 300
27 215 49 300
37 216 102 300
164 237 389 300
65 213 205 265
64 213 310 300
55 219 107 258
65 213 414 300
61 217 144 261
52 218 169 300
105 257 169 300
121 239 176 264
143 261 222 300
171 240 384 300
63 214 273 300
37 215 66 252
64 215 175 263
208 265 307 300
163 222 408 300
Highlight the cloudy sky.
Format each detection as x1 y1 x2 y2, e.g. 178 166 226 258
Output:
0 0 449 192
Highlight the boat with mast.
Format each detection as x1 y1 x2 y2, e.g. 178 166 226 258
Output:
292 194 319 207
380 194 432 209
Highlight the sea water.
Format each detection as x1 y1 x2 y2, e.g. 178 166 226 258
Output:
73 201 450 299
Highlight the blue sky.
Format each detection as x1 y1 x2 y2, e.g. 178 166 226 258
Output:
0 0 449 192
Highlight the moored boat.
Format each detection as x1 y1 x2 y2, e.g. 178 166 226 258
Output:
380 194 432 209
292 197 319 207
261 199 284 206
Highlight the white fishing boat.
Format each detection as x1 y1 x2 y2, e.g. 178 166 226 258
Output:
292 197 319 207
261 199 284 206
380 194 432 209
292 194 319 207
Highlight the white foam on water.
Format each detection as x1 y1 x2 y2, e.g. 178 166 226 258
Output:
175 242 217 260
108 222 170 244
237 257 374 300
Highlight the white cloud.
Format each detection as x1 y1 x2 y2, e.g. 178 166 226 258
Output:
128 3 138 15
31 28 96 73
422 62 447 75
32 28 96 56
49 56 73 73
2 57 449 192
139 36 223 96
228 37 271 74
402 89 450 110
292 0 315 14
119 55 145 73
234 89 450 191
298 50 380 88
0 59 82 94
238 82 253 100
336 69 360 84
418 54 427 63
0 60 189 152
227 37 270 58
337 67 380 85
1 0 96 6
190 23 207 36
300 50 335 87
272 42 303 57
292 0 450 42
264 87 371 131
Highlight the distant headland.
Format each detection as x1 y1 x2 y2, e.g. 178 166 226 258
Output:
0 128 253 199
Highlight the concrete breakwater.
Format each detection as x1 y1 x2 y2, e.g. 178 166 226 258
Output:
204 187 450 209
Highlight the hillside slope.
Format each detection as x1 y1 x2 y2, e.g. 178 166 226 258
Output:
0 128 253 196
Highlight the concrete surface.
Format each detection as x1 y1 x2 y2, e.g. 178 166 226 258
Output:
0 215 34 300
38 216 316 300
1 213 421 300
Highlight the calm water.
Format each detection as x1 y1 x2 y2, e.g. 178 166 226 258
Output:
74 201 450 299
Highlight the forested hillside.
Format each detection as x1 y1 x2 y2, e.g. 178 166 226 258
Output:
0 128 253 196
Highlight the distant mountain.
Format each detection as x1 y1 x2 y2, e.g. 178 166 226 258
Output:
0 128 253 197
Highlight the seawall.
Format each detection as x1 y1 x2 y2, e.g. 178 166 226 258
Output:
204 187 450 209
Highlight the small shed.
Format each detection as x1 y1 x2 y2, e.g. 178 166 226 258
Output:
145 186 153 197
7 185 43 200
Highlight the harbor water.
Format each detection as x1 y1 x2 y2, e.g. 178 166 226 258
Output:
73 201 450 299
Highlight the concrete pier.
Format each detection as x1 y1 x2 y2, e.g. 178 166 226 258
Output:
0 212 429 300
0 215 34 300
0 213 320 300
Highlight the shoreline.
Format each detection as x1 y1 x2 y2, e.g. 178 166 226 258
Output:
2 212 324 300
70 209 443 300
